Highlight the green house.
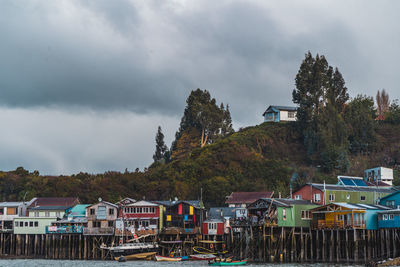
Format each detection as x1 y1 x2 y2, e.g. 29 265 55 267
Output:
248 198 318 228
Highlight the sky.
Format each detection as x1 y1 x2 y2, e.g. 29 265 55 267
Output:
0 0 399 175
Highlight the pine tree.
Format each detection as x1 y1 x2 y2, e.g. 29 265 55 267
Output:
293 52 350 171
153 126 169 163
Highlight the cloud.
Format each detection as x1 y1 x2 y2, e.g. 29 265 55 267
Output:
0 107 179 175
0 0 399 173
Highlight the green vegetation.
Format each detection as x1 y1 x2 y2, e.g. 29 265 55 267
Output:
0 54 399 207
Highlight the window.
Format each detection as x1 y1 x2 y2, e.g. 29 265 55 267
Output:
15 221 18 227
346 194 350 200
383 214 388 220
301 210 311 220
337 215 344 221
390 214 394 220
109 208 114 215
282 209 287 220
288 111 295 118
56 212 61 217
45 211 50 217
387 200 396 208
295 195 302 200
29 221 33 227
313 194 321 202
0 208 3 215
108 221 114 227
93 221 101 228
34 221 38 227
209 223 217 230
360 195 366 201
329 194 335 201
90 208 95 215
34 211 39 217
25 222 28 227
20 222 23 227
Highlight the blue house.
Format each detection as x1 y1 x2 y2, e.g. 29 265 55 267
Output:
262 106 297 122
377 210 400 228
379 191 400 209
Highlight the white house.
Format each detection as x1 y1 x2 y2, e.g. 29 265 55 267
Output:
364 167 394 186
0 200 35 232
262 106 297 122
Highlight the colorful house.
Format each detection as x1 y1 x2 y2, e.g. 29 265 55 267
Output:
0 199 35 233
225 192 274 208
379 191 400 209
292 183 395 205
310 203 390 230
365 167 393 186
46 204 90 234
247 198 317 228
203 207 236 236
262 105 297 122
116 200 162 236
14 197 79 234
84 200 118 235
377 210 400 228
155 200 205 234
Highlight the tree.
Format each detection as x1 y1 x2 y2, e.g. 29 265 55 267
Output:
385 100 400 124
376 89 390 119
344 95 377 153
153 126 169 163
172 89 234 154
292 52 349 171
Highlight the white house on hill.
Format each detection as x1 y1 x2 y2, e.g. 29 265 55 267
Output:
262 106 297 122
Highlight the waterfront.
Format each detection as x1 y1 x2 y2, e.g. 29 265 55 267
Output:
0 260 362 267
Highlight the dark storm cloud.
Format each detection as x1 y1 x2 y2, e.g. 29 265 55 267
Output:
1 0 400 124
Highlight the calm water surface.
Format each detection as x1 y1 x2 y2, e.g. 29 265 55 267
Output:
0 260 362 267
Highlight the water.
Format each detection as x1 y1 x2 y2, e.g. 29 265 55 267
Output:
0 260 361 267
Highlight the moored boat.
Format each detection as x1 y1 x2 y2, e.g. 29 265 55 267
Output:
190 254 217 261
208 259 247 266
101 240 159 261
155 255 182 261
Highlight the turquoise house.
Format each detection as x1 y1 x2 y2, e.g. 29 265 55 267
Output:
379 191 400 209
377 210 400 228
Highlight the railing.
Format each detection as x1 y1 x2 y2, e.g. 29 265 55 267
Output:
162 226 201 235
0 228 14 233
46 225 84 234
115 228 158 236
312 220 366 230
83 227 114 235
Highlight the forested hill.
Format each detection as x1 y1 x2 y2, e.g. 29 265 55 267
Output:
1 121 399 206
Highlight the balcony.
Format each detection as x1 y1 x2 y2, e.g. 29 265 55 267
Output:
46 225 84 234
115 228 158 236
312 220 366 230
83 227 114 235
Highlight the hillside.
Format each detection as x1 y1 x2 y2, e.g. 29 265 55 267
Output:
0 122 399 206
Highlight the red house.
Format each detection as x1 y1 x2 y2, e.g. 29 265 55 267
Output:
292 184 324 205
118 200 161 235
202 219 224 235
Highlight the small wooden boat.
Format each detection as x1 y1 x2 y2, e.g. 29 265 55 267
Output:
155 255 182 261
208 259 247 266
190 254 217 261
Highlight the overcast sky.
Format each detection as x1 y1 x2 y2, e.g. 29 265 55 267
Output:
0 0 399 175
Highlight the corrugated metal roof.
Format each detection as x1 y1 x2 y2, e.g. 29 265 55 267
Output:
0 202 24 207
225 192 273 204
262 106 297 116
310 183 395 193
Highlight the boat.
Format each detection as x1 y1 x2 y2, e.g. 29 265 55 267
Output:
208 259 247 266
190 254 217 261
155 255 182 261
101 235 159 261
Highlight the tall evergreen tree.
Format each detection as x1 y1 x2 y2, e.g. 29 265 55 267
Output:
293 52 349 171
171 89 234 158
153 126 169 163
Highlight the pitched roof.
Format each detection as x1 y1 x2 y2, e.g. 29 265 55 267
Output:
208 207 236 219
249 198 316 208
225 192 273 204
152 200 203 209
126 200 158 207
262 105 297 116
0 202 24 207
86 201 118 209
312 202 391 212
298 183 396 194
29 197 79 208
